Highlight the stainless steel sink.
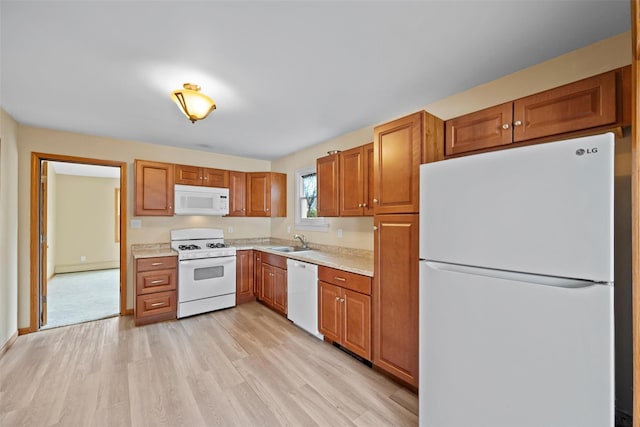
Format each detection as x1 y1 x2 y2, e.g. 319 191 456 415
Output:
268 246 314 253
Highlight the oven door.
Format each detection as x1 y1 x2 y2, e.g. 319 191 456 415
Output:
178 255 237 303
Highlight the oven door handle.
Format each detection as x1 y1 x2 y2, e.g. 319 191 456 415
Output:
179 256 236 267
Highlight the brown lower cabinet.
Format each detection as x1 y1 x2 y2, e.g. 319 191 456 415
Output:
236 250 255 304
318 266 372 361
373 214 419 387
256 252 287 316
134 255 178 326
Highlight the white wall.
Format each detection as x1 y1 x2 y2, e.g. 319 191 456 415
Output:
0 108 19 348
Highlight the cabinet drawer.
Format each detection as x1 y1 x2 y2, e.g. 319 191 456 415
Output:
136 256 177 272
260 252 288 269
318 266 371 295
136 291 177 320
136 269 176 294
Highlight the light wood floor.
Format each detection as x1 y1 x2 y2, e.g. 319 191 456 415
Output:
0 302 418 426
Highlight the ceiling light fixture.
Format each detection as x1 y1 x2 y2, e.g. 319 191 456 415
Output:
170 83 216 123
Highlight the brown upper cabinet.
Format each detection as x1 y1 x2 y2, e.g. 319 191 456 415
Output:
317 144 374 217
339 143 375 216
246 172 287 217
373 111 444 214
228 170 247 217
175 164 229 188
316 152 340 217
445 66 631 156
134 159 175 216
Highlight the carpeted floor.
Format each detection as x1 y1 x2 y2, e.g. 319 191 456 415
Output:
42 268 120 329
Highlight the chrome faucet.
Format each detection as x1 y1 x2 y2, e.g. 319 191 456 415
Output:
294 234 308 249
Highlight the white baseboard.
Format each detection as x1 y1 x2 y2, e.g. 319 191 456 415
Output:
55 261 119 274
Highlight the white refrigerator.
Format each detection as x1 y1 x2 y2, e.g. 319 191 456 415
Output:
418 133 615 427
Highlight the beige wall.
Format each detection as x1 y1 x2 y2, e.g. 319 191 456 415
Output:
0 108 19 349
54 175 120 273
17 127 271 328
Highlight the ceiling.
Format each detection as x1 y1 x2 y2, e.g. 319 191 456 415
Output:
0 1 631 161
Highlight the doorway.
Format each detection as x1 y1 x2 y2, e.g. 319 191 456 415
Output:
29 153 127 332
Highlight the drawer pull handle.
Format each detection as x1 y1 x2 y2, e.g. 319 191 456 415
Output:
334 276 346 282
151 262 163 266
150 280 164 284
150 302 165 307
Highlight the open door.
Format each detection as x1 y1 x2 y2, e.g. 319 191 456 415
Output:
40 161 48 327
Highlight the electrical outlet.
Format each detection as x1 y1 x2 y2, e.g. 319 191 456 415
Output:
228 226 234 233
287 226 291 233
337 229 343 238
80 256 86 263
131 219 142 229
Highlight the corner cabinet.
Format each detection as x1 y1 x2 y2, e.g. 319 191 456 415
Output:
246 172 287 217
445 66 631 156
236 250 255 304
318 266 372 360
134 256 177 326
134 160 175 216
373 214 419 388
373 111 444 214
316 153 340 217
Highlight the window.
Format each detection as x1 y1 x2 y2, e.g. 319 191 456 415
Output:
295 167 329 231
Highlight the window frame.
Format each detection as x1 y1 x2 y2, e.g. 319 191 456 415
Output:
294 167 329 232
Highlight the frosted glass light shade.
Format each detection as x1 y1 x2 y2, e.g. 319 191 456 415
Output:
170 83 216 123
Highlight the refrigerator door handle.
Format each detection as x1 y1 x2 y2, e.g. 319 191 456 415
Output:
423 261 609 289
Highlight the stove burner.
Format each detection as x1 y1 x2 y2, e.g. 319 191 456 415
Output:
178 244 201 251
207 243 227 249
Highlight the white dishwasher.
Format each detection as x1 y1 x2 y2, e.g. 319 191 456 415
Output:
287 259 323 340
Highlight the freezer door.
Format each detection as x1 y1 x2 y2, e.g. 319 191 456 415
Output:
418 261 614 427
419 133 614 282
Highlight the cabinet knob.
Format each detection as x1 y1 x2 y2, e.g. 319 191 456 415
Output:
362 203 367 207
373 198 379 203
358 203 362 207
340 298 345 303
502 123 510 130
336 296 340 301
266 208 270 211
204 176 208 180
514 120 523 127
373 226 378 231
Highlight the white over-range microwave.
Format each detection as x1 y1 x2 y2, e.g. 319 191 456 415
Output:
174 184 229 216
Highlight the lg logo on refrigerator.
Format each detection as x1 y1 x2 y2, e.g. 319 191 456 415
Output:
575 148 598 156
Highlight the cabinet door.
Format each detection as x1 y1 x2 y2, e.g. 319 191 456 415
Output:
253 251 262 296
316 154 340 217
339 146 364 216
228 171 247 216
318 281 341 343
272 266 287 315
445 103 513 156
342 289 371 360
134 160 174 216
363 143 375 216
236 250 254 304
373 112 422 214
203 168 229 188
373 213 419 387
260 263 275 304
513 72 617 142
175 164 203 185
247 172 271 217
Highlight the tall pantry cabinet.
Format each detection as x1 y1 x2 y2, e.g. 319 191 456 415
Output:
372 111 443 388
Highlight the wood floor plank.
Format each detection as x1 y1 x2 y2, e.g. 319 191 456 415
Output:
0 301 418 426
